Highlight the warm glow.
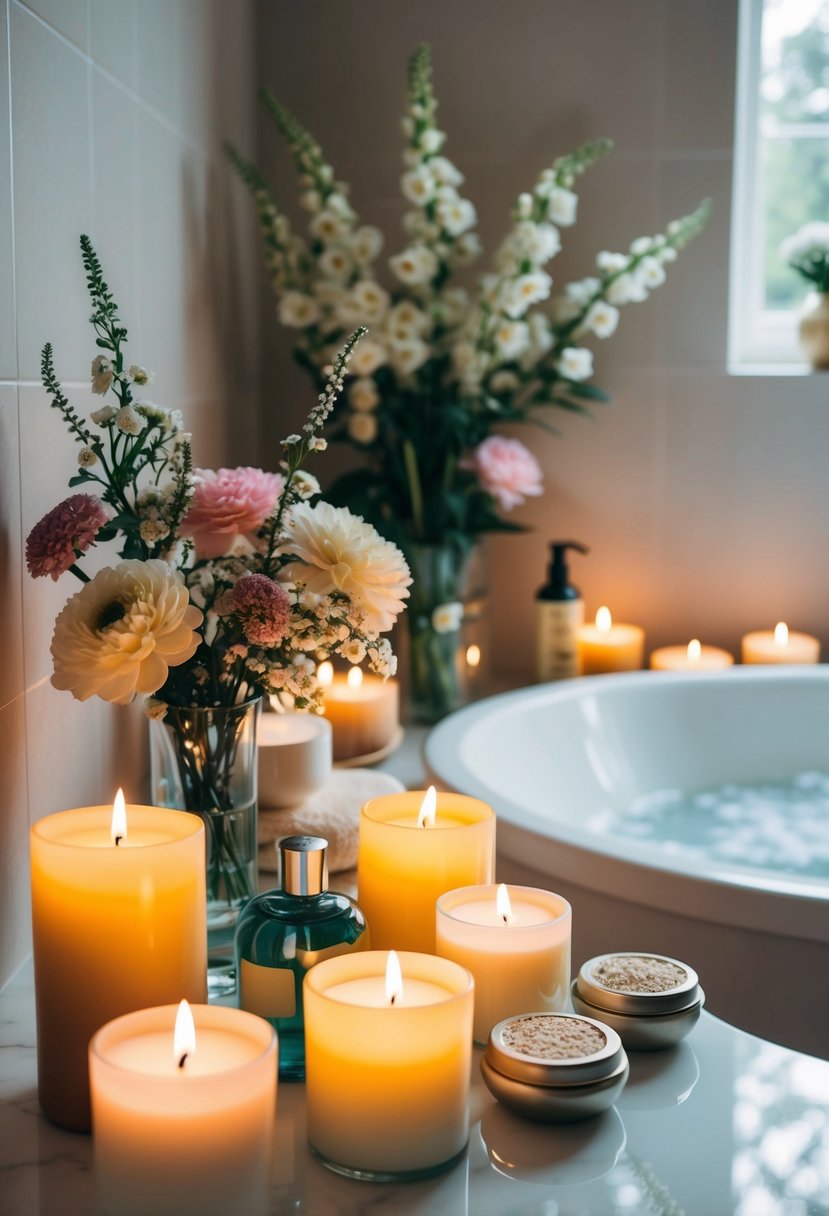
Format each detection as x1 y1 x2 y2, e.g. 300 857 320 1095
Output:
110 789 127 846
417 786 437 828
317 660 334 688
173 999 196 1069
596 606 612 633
347 665 363 690
687 639 702 663
385 950 403 1006
466 644 481 669
496 883 512 923
774 622 789 648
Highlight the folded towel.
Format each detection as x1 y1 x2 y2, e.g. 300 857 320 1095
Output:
258 768 405 875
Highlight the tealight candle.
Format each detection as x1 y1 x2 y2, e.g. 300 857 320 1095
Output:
318 661 399 761
650 639 735 672
89 1000 277 1216
357 787 495 951
741 621 821 665
436 884 572 1044
258 711 332 807
578 606 645 675
30 794 206 1131
304 950 474 1179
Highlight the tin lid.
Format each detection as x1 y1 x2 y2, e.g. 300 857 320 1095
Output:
575 952 700 1016
279 835 329 896
485 1012 626 1088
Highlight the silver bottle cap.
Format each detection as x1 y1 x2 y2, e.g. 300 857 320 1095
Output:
279 835 329 896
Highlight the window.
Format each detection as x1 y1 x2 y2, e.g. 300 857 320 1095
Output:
729 0 829 370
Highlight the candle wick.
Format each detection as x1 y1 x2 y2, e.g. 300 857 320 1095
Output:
502 914 508 924
114 835 123 847
178 1052 188 1070
390 994 396 1006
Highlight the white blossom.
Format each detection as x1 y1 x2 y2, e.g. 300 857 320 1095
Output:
584 300 620 338
547 187 578 226
351 225 384 264
418 127 445 154
436 195 477 237
309 210 349 243
639 257 667 289
126 364 153 386
596 251 628 273
493 319 530 360
347 412 378 444
401 165 436 205
349 339 388 377
90 404 116 426
290 470 321 499
90 355 114 396
431 602 463 633
343 279 390 325
453 231 482 263
317 247 352 281
556 347 593 381
429 156 464 187
387 300 429 336
389 337 430 376
299 189 322 213
278 291 321 328
389 245 439 285
78 446 97 467
349 377 380 412
630 236 654 257
439 287 469 327
501 271 552 318
115 405 145 435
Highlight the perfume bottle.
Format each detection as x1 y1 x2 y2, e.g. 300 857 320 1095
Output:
234 835 368 1079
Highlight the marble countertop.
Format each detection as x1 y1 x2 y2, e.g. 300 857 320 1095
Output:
3 957 829 1215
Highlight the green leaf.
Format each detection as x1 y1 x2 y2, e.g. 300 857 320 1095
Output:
68 471 93 486
564 381 611 402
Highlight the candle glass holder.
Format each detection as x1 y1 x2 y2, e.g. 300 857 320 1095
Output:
149 699 261 999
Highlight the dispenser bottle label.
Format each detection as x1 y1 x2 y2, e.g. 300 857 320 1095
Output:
535 600 584 681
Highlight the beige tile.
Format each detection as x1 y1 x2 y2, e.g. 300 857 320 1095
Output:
25 678 110 822
0 2 15 380
90 0 137 91
661 0 739 152
24 0 88 51
0 386 24 711
10 3 91 380
178 0 214 149
91 69 137 315
0 697 30 987
135 0 180 128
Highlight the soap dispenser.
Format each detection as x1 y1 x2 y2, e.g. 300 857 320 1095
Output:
534 541 589 681
235 835 368 1078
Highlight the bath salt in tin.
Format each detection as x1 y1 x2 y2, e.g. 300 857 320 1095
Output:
572 952 703 1050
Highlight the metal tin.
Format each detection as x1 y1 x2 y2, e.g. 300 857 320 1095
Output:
482 1012 629 1122
572 952 703 1051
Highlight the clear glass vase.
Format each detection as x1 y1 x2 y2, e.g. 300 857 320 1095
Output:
402 540 489 723
149 698 261 999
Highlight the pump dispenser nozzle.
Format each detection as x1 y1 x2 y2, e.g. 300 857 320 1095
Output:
546 541 590 599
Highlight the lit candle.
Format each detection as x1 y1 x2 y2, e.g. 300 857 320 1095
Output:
357 788 495 952
435 884 572 1044
318 661 399 761
30 794 206 1131
304 950 474 1179
650 638 735 671
578 606 645 675
89 1000 277 1216
257 711 332 807
741 621 821 665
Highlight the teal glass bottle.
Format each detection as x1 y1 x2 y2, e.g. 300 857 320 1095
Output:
235 835 368 1079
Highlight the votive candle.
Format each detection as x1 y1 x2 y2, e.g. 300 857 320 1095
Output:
650 639 734 671
578 607 645 675
741 621 820 665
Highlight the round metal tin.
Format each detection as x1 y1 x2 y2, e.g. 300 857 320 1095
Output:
485 1012 626 1087
575 952 700 1016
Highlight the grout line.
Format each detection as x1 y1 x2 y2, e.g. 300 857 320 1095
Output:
0 949 31 998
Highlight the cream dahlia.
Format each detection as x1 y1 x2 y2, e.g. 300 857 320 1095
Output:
51 560 203 704
280 502 411 634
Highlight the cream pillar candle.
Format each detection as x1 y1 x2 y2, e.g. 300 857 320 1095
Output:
89 1001 277 1216
578 606 645 675
318 662 399 761
650 639 734 671
258 711 332 807
358 788 495 952
304 950 474 1179
30 797 206 1131
436 884 572 1044
741 621 820 665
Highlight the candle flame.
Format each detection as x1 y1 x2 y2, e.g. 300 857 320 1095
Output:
687 639 702 663
466 644 481 669
417 786 437 828
774 622 789 648
596 606 612 633
496 883 512 924
317 660 334 688
347 665 363 690
386 950 403 1006
111 789 127 847
174 999 196 1070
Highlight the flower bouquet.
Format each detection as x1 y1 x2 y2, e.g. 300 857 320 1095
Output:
227 43 709 718
780 222 829 369
29 236 410 988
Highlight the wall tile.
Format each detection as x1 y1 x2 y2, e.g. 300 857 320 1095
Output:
90 0 137 92
0 697 30 981
134 0 180 128
661 0 739 152
0 1 16 380
0 385 23 711
91 68 137 313
23 0 88 52
10 2 91 380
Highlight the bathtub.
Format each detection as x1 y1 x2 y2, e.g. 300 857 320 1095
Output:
424 667 829 1058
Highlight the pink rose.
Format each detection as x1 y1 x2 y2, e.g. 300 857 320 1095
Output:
182 467 284 558
465 436 543 510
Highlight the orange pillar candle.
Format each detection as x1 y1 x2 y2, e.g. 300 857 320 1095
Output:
650 639 734 671
358 788 495 952
30 794 206 1131
318 661 399 761
89 1001 277 1216
578 606 645 675
741 621 821 665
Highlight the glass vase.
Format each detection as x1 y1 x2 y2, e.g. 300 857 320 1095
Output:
149 698 261 999
402 540 489 723
799 290 829 371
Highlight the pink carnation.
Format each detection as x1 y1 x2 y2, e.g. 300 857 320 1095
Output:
228 573 291 647
465 435 544 510
182 467 284 558
26 493 110 581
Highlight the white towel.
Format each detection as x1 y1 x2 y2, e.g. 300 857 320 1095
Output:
258 768 405 874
